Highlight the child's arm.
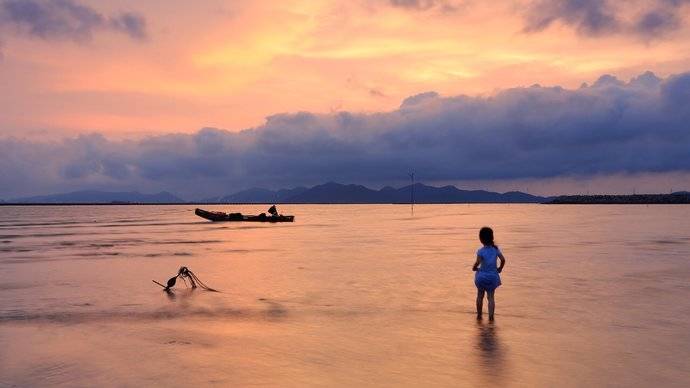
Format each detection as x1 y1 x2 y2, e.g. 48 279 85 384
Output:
497 252 506 273
472 254 481 271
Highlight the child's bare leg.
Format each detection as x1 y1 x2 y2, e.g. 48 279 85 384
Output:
487 290 495 320
476 289 485 318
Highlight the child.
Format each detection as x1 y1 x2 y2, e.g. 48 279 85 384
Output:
472 227 506 321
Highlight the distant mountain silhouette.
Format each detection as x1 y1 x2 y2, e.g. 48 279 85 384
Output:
9 190 183 204
4 183 548 204
211 182 547 203
287 182 385 203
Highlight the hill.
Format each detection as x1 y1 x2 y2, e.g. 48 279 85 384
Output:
213 182 547 204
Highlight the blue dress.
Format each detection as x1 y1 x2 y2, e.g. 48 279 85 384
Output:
474 246 502 291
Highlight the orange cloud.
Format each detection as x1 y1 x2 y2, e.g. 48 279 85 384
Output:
1 0 689 137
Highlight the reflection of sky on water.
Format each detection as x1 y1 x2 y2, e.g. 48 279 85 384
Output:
475 320 507 384
2 204 690 386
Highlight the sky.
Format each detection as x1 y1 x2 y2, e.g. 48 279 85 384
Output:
1 0 690 199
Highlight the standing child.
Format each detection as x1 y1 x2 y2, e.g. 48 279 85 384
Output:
472 227 506 321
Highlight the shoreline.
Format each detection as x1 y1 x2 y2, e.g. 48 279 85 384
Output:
0 202 543 206
2 201 690 206
546 193 690 205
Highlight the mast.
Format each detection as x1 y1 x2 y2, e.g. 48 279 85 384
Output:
408 171 415 215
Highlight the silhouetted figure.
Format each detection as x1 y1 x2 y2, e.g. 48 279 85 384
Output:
155 266 197 291
268 205 278 217
153 266 218 292
165 275 177 289
472 227 506 321
173 266 197 290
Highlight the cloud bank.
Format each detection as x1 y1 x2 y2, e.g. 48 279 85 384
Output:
0 0 146 42
2 71 690 199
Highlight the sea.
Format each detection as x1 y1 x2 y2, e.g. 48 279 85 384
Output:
1 204 689 387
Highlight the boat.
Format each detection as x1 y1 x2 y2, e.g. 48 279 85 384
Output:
195 208 295 222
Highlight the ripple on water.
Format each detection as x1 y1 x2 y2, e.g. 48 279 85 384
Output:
0 305 267 324
29 361 79 386
652 239 686 245
156 239 224 245
88 243 115 248
73 252 120 257
0 282 35 291
0 247 33 253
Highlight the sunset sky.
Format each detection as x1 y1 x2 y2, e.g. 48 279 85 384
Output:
1 0 690 198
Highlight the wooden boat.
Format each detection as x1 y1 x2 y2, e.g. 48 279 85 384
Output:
195 208 294 222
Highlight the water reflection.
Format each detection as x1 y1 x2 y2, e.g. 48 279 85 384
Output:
163 288 176 301
163 288 197 302
3 204 690 386
258 298 288 320
475 320 506 383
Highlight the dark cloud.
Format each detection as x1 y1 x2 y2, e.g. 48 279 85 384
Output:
634 8 679 37
109 12 147 40
387 0 459 12
400 91 440 107
0 0 147 42
523 0 690 39
524 0 619 36
2 71 690 199
369 88 386 98
390 0 437 9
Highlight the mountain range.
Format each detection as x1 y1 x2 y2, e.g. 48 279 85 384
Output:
207 182 547 203
3 183 549 204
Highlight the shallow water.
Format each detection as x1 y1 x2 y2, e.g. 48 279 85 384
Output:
1 204 689 387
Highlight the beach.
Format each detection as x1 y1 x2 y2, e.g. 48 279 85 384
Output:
1 204 689 387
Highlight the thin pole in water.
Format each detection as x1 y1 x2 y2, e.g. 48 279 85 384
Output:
408 171 415 215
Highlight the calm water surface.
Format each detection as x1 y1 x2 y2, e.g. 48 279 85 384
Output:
1 204 689 387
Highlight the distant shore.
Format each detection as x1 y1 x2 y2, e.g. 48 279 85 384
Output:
547 193 690 204
0 202 541 206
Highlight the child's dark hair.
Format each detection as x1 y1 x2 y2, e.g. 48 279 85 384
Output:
479 227 497 248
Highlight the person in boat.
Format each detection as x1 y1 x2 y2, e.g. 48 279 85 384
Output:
268 205 279 217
